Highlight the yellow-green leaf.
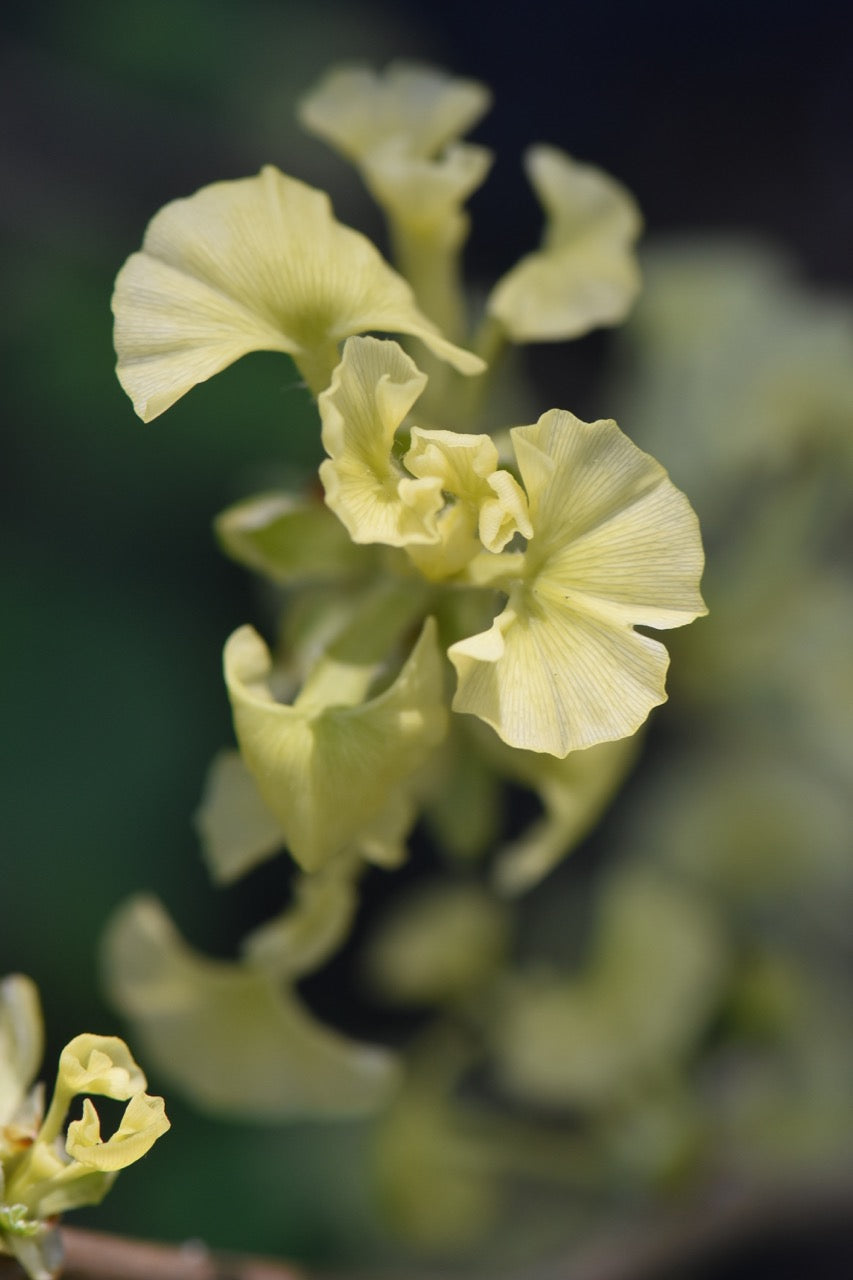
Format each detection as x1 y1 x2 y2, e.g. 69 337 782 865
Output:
318 336 443 546
224 617 447 871
449 411 706 755
112 167 483 419
299 61 491 164
215 492 376 584
488 146 641 342
102 897 399 1119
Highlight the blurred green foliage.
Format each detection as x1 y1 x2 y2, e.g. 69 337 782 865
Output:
1 0 417 1260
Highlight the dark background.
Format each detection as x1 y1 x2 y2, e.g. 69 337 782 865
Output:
2 0 851 1265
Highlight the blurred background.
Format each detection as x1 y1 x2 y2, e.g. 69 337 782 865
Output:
2 0 852 1274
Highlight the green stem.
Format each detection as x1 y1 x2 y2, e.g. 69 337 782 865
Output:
292 342 341 398
446 312 509 430
473 312 508 368
34 1083 71 1148
390 222 467 343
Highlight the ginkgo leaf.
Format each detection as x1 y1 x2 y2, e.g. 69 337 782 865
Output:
488 146 641 342
449 411 706 755
318 336 443 546
224 617 447 871
215 492 376 585
113 167 483 419
491 868 727 1108
194 750 284 886
66 1094 170 1173
299 61 491 162
0 976 43 1130
102 896 399 1119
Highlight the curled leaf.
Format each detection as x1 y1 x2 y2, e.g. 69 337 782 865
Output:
488 146 641 342
224 617 447 871
65 1093 169 1173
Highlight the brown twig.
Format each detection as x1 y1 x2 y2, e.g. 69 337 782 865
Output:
527 1174 853 1280
0 1230 307 1280
0 1174 850 1280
